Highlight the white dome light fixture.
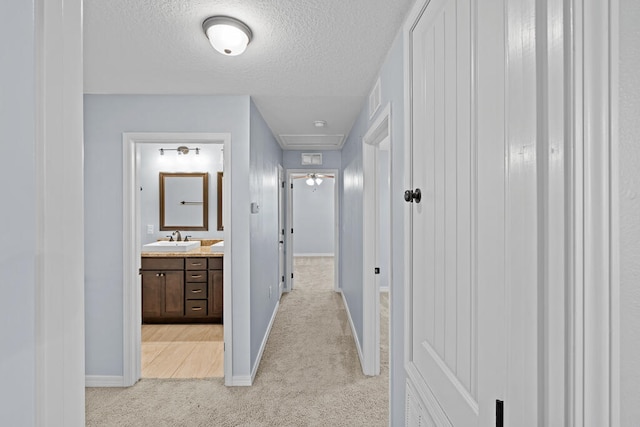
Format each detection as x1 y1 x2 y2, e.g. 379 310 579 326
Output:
203 16 252 56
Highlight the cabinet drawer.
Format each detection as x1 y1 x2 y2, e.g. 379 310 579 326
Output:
185 300 208 317
208 257 223 270
186 271 207 282
141 257 184 270
185 258 207 270
185 282 207 299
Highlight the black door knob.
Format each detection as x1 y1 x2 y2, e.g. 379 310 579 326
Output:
404 188 422 203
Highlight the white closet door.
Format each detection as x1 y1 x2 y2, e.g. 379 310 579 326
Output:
406 0 506 424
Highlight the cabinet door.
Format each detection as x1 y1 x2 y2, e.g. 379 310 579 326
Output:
163 271 184 317
141 271 162 319
209 269 223 317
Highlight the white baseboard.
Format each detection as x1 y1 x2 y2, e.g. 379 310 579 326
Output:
225 375 252 386
340 291 365 372
85 375 125 387
293 253 334 257
250 300 280 384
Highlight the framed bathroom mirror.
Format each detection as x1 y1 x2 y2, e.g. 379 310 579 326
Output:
217 172 223 231
159 172 209 231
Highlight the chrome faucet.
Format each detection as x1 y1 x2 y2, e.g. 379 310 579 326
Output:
172 230 182 242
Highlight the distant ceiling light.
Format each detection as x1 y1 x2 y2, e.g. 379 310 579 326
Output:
314 120 327 128
202 16 252 56
305 173 324 186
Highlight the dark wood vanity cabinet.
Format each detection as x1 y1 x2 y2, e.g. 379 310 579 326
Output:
141 256 223 324
185 258 208 317
141 258 184 319
208 257 223 319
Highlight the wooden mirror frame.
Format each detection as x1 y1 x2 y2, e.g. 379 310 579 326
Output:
217 172 223 231
159 172 209 231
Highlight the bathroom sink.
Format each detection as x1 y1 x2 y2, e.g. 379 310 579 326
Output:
210 241 224 253
142 241 201 252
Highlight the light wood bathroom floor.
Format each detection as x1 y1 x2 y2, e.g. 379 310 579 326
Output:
141 324 223 379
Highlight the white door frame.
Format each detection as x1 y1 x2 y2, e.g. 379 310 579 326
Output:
362 104 391 376
278 164 285 298
122 132 233 386
285 168 340 292
35 0 85 423
570 0 620 424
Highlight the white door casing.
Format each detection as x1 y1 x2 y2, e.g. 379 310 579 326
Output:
362 104 392 376
278 165 285 298
122 133 233 386
285 169 340 293
404 0 507 424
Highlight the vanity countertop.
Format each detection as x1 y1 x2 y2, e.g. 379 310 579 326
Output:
142 239 223 258
141 246 223 258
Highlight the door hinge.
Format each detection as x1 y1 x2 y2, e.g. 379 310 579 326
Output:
374 267 380 274
282 181 285 188
291 273 294 279
281 276 284 282
291 183 293 189
291 228 294 234
496 400 503 427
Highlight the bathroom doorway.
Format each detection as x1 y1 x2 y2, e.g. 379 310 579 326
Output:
285 169 340 293
122 132 232 385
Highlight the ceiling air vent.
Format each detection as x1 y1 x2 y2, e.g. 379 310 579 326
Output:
369 77 381 119
301 153 322 166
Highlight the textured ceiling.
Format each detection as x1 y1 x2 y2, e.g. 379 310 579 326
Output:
84 0 414 149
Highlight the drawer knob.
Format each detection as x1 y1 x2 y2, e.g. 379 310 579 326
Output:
191 274 203 278
191 307 202 311
191 289 203 294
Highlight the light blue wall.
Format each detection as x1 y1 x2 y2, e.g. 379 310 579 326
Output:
293 177 335 255
339 30 406 426
249 100 283 369
84 95 253 377
283 150 342 170
340 107 366 343
0 2 37 424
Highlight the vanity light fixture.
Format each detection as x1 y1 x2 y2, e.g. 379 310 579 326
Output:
203 16 252 56
159 146 200 156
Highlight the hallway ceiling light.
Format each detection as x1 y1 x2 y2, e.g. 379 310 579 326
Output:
313 120 327 128
202 16 252 56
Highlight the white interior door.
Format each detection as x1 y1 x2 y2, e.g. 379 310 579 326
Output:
406 0 506 424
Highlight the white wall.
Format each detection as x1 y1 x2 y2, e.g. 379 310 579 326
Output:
293 176 335 255
619 0 640 423
138 143 224 245
0 2 37 423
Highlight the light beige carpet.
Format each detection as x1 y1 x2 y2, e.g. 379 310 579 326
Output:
86 256 389 426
